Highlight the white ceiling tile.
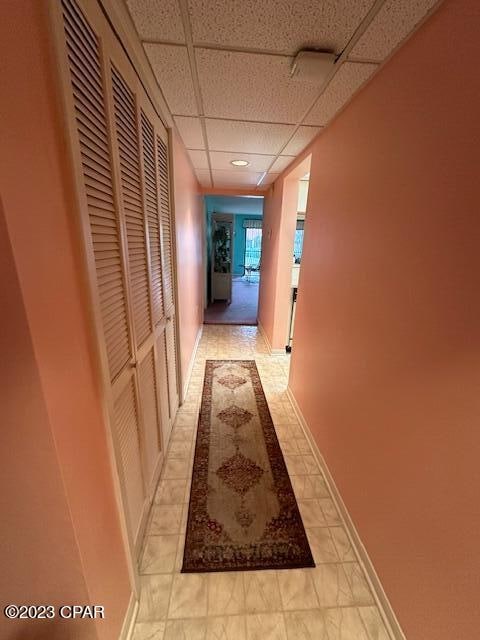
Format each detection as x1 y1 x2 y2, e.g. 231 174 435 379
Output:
196 49 319 123
209 151 275 172
350 0 440 62
262 173 280 186
187 149 209 169
305 62 378 125
212 171 264 188
126 0 185 42
283 126 322 155
269 156 296 173
144 44 197 116
174 116 205 148
205 119 294 155
187 0 372 55
195 169 212 187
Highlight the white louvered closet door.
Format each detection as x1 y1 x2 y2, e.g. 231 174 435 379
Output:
57 0 178 557
140 109 171 446
110 65 165 493
158 136 179 418
60 0 146 545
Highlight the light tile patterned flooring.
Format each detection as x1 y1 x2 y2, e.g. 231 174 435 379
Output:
132 326 390 640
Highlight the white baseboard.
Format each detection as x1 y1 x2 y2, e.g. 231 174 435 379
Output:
182 325 203 402
286 386 406 640
257 320 285 356
119 592 138 640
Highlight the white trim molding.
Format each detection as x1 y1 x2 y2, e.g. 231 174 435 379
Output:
258 320 285 356
286 386 406 640
182 325 203 402
119 593 138 640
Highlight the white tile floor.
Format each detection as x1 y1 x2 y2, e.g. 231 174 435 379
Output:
132 326 390 640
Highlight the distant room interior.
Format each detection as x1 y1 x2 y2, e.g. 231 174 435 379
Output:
204 195 264 325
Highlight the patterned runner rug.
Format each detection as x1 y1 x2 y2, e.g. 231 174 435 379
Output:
182 360 314 572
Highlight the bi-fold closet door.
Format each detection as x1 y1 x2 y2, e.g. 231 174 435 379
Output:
53 0 180 558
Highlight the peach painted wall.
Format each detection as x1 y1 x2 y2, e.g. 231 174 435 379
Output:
1 3 131 639
259 160 310 350
283 1 480 638
171 132 204 393
0 200 96 640
258 180 284 344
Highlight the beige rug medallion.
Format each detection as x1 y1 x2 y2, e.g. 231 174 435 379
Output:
182 360 314 572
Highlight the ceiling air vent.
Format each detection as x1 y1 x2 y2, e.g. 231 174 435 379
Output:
290 50 336 84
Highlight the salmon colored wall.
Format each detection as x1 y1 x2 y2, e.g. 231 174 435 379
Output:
258 180 284 343
1 3 131 639
286 1 480 638
171 132 204 393
259 159 310 350
0 201 96 640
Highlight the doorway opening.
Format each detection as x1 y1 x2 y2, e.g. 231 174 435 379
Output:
204 195 264 325
287 173 309 352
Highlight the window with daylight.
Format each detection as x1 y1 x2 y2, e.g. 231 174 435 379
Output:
294 219 305 263
244 227 262 269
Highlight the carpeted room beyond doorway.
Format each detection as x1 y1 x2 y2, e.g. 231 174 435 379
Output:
204 277 259 326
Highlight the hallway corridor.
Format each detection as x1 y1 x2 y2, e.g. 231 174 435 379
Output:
133 326 388 640
3 1 479 638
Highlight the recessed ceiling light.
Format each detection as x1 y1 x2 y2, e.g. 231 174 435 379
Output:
231 159 250 167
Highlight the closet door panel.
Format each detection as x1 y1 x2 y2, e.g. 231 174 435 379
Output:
61 0 148 552
136 347 161 484
58 0 180 561
156 331 172 446
165 317 179 418
110 64 164 492
157 134 179 414
113 376 145 538
111 66 151 349
157 136 174 314
62 0 131 383
141 112 164 326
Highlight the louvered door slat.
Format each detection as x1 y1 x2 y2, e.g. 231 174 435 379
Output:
113 379 145 535
157 137 174 311
112 66 151 348
142 113 164 324
62 0 98 49
156 331 172 445
137 349 160 483
62 0 130 382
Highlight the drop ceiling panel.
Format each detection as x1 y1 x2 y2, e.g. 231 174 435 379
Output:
205 119 295 155
144 44 197 115
174 116 205 148
209 151 276 172
305 62 378 125
269 156 296 173
212 171 264 187
283 126 322 155
187 0 373 55
195 169 212 187
126 0 185 42
196 49 320 123
187 149 209 169
350 0 440 62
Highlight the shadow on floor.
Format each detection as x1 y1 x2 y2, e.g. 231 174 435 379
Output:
204 276 259 325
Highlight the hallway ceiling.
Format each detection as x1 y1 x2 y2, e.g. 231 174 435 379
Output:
125 0 442 191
